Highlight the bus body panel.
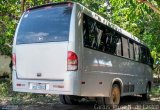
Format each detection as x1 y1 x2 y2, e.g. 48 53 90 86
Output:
78 3 153 97
12 3 81 96
12 70 80 95
80 48 146 97
15 42 68 80
12 2 153 98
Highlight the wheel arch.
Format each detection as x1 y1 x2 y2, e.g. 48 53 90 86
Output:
110 78 123 96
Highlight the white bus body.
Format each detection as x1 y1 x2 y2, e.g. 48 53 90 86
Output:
12 2 153 105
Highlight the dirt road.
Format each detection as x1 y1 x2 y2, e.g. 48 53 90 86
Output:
1 95 160 110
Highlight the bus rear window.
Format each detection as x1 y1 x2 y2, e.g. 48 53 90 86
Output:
16 5 72 44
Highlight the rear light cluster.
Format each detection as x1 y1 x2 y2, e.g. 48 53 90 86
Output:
12 54 16 70
67 51 78 71
16 83 25 87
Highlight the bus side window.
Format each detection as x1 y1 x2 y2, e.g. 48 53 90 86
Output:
88 18 96 49
83 14 99 49
116 36 122 56
104 31 113 53
103 28 119 55
83 14 90 47
134 43 140 61
111 33 120 55
88 18 98 49
129 40 134 60
150 57 154 69
98 27 110 52
122 37 129 58
98 29 105 52
93 23 103 50
140 46 147 64
146 48 153 68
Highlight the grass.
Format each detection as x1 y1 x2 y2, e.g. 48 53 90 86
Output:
0 79 59 105
151 85 160 97
0 79 160 105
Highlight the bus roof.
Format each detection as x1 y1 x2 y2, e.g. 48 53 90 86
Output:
27 2 73 11
27 2 147 47
75 2 146 47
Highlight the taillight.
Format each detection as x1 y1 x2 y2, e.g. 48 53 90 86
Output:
12 54 16 70
67 51 78 71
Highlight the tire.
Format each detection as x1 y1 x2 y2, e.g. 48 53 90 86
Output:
59 95 66 104
96 84 121 108
59 95 79 105
142 84 150 100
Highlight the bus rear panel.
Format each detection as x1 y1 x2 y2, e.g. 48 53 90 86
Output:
12 2 81 96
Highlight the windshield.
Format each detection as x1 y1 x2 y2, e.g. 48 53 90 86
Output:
16 4 72 44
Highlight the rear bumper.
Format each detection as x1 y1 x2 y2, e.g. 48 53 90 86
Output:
12 71 80 95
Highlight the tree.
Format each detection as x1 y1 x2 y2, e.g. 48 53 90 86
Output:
0 0 21 55
137 0 160 14
0 0 160 73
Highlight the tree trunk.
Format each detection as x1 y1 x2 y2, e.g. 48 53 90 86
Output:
137 0 160 15
21 0 26 13
158 69 160 84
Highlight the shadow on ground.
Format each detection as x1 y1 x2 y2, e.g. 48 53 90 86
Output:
1 96 160 110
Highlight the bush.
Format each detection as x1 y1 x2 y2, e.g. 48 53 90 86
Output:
151 86 160 96
0 79 10 97
0 79 59 105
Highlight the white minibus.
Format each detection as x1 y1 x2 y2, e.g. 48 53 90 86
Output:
12 2 153 107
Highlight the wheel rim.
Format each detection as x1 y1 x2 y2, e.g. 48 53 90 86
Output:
112 86 120 105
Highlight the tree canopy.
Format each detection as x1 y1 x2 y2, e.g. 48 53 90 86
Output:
0 0 160 72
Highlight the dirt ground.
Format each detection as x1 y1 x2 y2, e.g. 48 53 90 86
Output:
0 95 160 110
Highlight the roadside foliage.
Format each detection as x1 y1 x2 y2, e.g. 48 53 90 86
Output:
0 0 159 74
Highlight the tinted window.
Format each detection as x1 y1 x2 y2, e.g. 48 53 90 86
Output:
83 15 98 49
105 31 120 55
83 14 121 55
116 36 122 56
83 15 89 46
83 15 104 50
129 40 134 60
146 48 151 64
88 17 99 49
83 15 151 65
134 43 140 61
16 5 72 44
140 46 147 63
122 37 129 58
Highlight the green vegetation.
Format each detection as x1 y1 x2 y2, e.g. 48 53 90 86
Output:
0 0 159 106
151 85 160 97
0 0 160 74
0 80 59 105
0 79 159 104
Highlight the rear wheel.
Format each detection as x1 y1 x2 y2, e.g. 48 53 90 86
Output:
96 84 121 108
59 95 66 104
142 84 150 100
59 95 79 105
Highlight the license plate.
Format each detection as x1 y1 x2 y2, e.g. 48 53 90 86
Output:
30 83 46 90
